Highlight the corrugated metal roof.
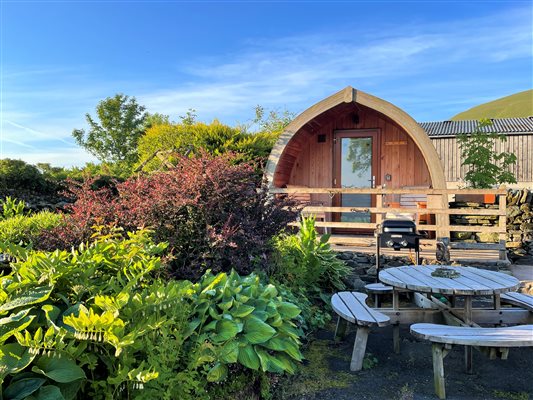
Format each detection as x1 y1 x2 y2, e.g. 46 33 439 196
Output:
419 117 533 137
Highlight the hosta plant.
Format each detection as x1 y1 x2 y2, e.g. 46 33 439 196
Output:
188 270 304 383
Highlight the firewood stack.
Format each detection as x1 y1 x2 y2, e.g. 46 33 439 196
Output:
506 189 533 261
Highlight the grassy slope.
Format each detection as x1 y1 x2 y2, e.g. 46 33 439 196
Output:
451 89 533 120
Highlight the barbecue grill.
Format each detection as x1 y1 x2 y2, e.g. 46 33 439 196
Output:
375 219 424 281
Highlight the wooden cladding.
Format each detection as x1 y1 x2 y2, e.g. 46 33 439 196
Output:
278 105 432 194
431 134 533 183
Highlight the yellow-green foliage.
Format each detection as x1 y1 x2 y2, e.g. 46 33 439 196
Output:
137 121 278 171
0 212 62 244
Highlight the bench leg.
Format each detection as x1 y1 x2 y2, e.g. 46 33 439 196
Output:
334 316 348 341
393 324 400 354
350 326 370 371
465 346 473 374
432 343 447 399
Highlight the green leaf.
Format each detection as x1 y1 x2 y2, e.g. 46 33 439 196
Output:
251 310 268 321
0 286 53 312
33 356 86 383
217 299 233 311
58 380 82 400
260 284 278 299
284 342 304 361
0 343 36 378
254 346 270 372
42 305 61 326
0 309 35 344
4 377 46 400
184 318 201 339
231 304 255 318
219 340 239 364
243 316 276 344
32 385 65 400
262 336 289 351
274 353 298 374
212 319 240 343
207 362 228 382
277 302 301 319
237 344 260 370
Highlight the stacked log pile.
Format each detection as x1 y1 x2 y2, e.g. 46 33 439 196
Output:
506 189 533 260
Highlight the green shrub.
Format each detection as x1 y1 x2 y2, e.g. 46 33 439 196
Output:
0 228 206 399
188 270 304 382
136 121 277 172
0 159 47 191
270 216 350 298
0 227 301 399
0 211 62 244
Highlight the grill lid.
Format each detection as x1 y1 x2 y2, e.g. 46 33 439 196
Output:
381 219 416 233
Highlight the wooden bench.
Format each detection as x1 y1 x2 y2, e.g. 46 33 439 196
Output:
410 323 533 399
501 292 533 311
331 291 390 371
364 282 393 307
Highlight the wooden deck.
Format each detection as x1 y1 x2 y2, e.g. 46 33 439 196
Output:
326 235 505 264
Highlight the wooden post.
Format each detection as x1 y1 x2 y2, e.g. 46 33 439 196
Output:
432 343 447 399
334 316 348 341
498 188 507 261
376 187 383 225
464 296 473 374
351 327 370 371
494 293 501 311
430 192 449 244
393 324 400 354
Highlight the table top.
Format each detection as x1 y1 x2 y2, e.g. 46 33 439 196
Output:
379 265 521 296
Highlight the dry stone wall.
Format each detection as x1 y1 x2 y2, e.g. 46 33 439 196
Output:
448 189 533 261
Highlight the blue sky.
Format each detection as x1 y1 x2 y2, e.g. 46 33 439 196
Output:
1 0 531 167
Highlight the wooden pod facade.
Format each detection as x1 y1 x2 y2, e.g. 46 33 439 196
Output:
266 87 447 206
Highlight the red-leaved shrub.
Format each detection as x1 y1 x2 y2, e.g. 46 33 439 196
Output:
38 153 296 280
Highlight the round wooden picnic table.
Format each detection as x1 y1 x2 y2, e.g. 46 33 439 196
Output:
379 265 521 373
379 265 521 297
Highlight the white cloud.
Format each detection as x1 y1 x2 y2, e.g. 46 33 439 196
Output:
139 5 531 124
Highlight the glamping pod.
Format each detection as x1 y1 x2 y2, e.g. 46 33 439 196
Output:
266 86 446 191
266 87 447 234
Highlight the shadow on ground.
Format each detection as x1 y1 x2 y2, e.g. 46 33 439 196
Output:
276 322 533 400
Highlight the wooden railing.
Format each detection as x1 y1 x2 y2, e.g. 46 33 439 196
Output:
270 186 508 261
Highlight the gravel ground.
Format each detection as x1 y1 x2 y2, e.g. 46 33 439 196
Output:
281 324 533 400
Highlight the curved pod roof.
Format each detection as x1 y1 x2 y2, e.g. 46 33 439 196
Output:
266 86 447 189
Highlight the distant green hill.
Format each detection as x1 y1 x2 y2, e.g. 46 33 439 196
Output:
451 89 532 120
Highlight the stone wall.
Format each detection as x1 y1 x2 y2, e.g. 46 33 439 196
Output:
447 189 533 261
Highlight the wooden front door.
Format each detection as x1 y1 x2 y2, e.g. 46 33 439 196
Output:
333 130 380 228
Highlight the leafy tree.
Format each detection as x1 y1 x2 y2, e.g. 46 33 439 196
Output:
252 105 294 134
457 119 517 188
179 108 197 126
0 159 46 191
72 94 147 165
144 112 171 131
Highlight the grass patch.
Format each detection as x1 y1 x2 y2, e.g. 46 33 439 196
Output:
274 338 355 399
493 390 530 400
